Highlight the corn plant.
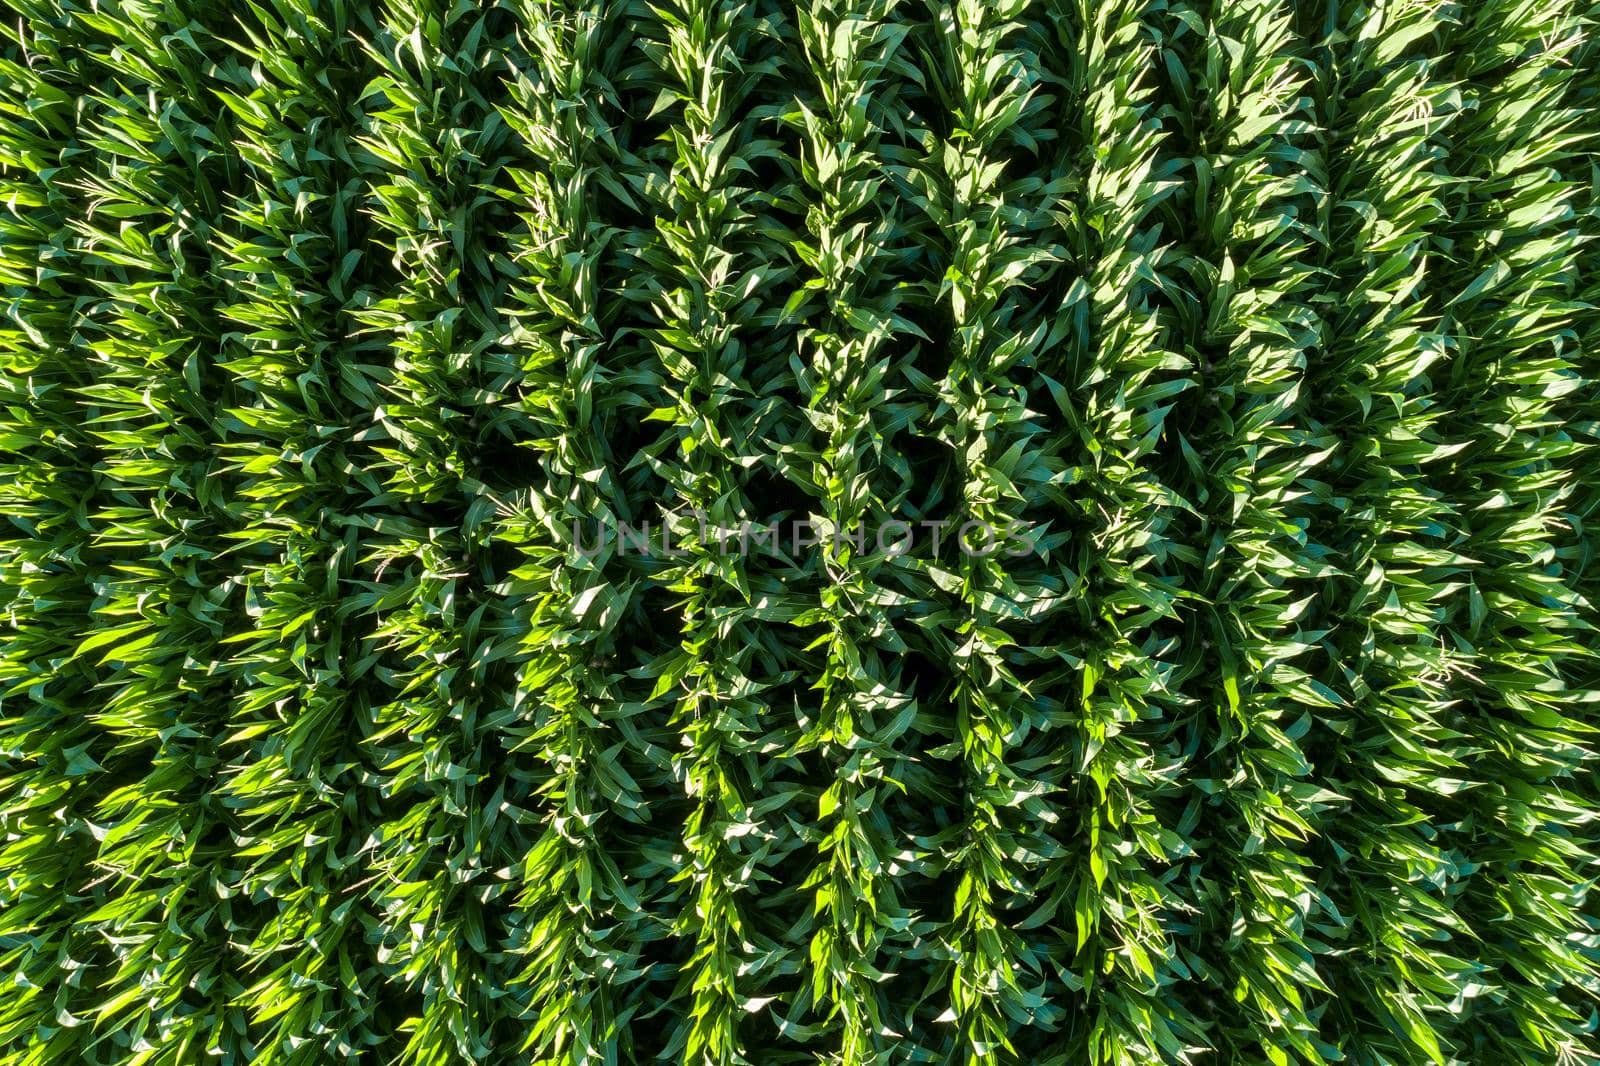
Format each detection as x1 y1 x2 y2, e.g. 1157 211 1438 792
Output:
1 0 1598 1063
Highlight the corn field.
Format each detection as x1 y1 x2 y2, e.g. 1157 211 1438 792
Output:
2 0 1599 1062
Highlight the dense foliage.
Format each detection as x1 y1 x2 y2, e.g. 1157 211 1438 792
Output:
2 0 1599 1062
